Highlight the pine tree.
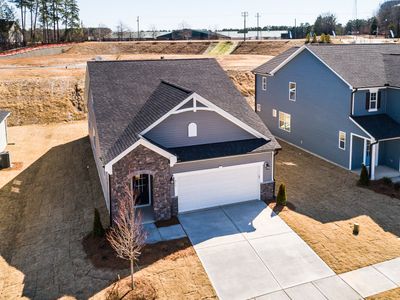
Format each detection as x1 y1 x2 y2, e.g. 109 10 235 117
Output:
358 164 369 186
312 33 317 43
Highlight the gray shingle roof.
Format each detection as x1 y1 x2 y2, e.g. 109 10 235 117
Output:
254 44 400 88
0 111 10 123
88 58 280 164
352 114 400 140
169 138 270 162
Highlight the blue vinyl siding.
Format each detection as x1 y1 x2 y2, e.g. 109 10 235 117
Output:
380 140 400 170
386 89 400 123
256 49 368 169
353 89 387 116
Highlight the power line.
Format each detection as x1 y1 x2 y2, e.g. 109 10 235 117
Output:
241 11 248 41
255 13 261 40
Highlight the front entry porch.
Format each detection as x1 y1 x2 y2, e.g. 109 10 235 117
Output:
351 135 400 180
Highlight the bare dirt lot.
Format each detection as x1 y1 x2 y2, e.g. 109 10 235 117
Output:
273 140 400 274
0 41 279 126
0 122 215 300
232 40 304 55
367 288 400 299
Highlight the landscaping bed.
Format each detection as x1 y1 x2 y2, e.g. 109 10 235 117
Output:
364 178 400 200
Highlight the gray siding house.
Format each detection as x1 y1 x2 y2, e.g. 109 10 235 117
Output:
254 44 400 180
86 58 280 223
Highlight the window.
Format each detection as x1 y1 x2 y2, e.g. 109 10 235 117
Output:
272 109 277 117
339 131 346 150
188 122 197 137
279 112 291 132
289 82 296 101
256 104 262 112
262 76 267 91
369 92 378 111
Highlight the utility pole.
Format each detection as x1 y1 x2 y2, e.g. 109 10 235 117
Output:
241 12 249 41
137 16 140 41
294 18 297 39
256 13 261 40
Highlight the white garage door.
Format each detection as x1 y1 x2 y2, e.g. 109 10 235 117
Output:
175 163 262 213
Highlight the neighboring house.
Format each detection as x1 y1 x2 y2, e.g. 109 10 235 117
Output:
254 44 400 180
157 29 230 40
86 58 280 223
0 110 10 152
0 20 23 49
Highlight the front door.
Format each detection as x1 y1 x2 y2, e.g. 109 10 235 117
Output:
365 140 371 167
132 174 152 207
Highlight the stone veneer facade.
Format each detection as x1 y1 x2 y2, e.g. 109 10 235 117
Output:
260 182 275 202
110 145 174 222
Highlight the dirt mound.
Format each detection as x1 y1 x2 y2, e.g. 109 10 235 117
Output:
67 41 212 55
232 40 304 56
0 76 86 126
227 70 255 97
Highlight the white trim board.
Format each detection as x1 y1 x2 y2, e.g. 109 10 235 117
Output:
105 138 177 174
141 92 270 141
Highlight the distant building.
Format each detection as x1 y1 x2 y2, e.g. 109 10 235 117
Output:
0 20 23 49
157 29 230 40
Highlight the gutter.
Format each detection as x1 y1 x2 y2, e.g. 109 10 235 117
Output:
350 88 358 116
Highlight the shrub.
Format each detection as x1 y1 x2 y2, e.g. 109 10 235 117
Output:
325 34 331 43
394 182 400 191
305 33 311 44
320 33 326 43
276 184 287 206
358 164 369 186
93 208 105 237
312 33 318 43
382 177 393 185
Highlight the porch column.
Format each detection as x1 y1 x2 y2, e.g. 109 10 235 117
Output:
370 143 377 180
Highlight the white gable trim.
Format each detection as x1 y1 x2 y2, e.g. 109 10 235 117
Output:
141 92 269 140
268 46 353 90
104 138 177 175
349 116 375 141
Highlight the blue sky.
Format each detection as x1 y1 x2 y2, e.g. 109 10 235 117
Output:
78 0 382 30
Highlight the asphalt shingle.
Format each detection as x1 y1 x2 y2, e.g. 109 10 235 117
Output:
0 111 10 123
352 114 400 140
87 58 280 164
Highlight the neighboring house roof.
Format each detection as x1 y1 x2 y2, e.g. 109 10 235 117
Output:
0 110 10 123
169 138 269 162
352 114 400 140
253 44 400 88
87 58 279 165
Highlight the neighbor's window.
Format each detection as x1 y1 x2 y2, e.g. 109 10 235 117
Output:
339 131 346 150
369 92 378 111
289 82 296 101
262 76 267 91
272 109 277 117
279 112 291 132
188 122 197 137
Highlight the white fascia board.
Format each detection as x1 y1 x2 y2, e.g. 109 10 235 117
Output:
140 92 269 141
349 116 375 142
193 94 269 140
104 138 177 175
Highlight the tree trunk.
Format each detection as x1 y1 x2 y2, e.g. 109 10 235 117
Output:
130 259 134 290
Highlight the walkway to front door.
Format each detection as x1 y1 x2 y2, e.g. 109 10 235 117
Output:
179 201 361 300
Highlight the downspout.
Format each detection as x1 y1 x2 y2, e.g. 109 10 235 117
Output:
273 149 281 199
108 173 113 227
350 88 358 116
369 140 379 180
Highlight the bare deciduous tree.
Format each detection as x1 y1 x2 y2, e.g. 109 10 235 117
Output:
107 188 147 290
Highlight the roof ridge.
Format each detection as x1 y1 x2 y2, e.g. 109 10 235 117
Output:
88 58 215 64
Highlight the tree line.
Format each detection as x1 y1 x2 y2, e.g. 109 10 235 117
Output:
0 0 81 46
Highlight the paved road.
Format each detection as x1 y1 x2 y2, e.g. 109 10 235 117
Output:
180 200 363 300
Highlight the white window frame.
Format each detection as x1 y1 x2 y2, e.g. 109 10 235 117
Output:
262 76 267 91
188 122 198 137
339 131 346 150
272 109 277 117
279 112 291 132
256 104 262 112
368 91 378 112
289 82 296 101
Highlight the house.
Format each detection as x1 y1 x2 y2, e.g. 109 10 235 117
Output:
254 44 400 180
157 29 230 40
0 20 23 49
0 110 10 153
86 58 280 223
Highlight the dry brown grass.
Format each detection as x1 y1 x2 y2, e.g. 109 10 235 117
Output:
366 288 400 300
273 140 400 274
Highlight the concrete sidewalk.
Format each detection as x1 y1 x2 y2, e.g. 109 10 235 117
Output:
180 200 400 300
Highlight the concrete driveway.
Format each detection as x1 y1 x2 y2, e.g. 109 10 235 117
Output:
180 201 362 300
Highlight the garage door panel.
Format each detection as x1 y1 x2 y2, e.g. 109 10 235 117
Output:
176 164 261 213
